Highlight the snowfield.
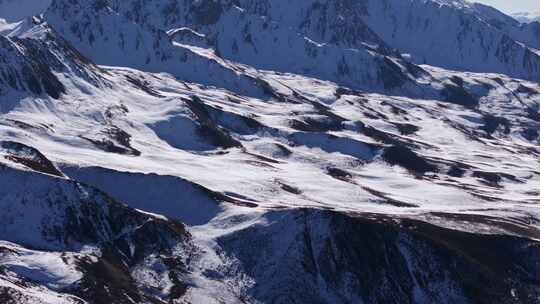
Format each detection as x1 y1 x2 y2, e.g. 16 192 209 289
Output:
1 0 540 303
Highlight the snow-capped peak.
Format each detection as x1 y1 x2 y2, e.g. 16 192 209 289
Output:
512 11 540 23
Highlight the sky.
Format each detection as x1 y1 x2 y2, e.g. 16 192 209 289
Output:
474 0 540 13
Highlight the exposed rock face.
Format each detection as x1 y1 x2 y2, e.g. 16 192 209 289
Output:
217 209 540 304
0 19 104 111
0 35 65 99
0 164 193 304
1 141 63 176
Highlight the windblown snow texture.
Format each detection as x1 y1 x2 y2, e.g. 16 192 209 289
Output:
1 0 540 303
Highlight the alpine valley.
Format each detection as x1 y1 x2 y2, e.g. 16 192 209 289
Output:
1 0 540 303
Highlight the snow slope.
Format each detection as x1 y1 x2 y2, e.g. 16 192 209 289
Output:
1 0 540 303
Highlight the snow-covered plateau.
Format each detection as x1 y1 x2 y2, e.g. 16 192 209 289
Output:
1 0 540 303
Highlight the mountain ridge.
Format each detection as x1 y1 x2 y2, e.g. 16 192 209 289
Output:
1 0 540 303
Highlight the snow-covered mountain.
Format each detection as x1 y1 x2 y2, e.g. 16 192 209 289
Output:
512 12 540 24
2 0 540 303
83 0 540 81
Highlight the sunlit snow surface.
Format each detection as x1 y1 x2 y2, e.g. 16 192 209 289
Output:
2 0 540 302
1 59 539 234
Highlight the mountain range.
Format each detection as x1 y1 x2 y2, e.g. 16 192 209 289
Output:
512 12 540 23
1 0 540 303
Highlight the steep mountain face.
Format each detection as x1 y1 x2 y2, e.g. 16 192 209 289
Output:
0 153 193 304
43 0 268 97
43 0 431 94
1 0 540 303
216 209 540 304
0 19 105 111
350 0 540 80
98 0 540 81
471 3 540 51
